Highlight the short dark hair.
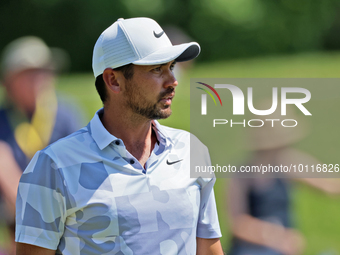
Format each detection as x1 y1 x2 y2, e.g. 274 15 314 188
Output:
95 63 134 103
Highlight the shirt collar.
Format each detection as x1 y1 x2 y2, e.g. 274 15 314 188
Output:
151 120 174 148
90 108 118 150
89 109 173 150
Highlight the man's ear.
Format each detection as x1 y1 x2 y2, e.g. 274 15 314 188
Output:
102 68 122 93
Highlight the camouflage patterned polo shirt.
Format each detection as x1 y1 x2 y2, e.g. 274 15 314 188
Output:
16 109 221 254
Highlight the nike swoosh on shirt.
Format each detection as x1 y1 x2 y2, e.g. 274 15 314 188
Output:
166 159 183 165
153 31 164 38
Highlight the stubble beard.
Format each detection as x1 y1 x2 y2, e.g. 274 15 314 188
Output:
124 82 174 120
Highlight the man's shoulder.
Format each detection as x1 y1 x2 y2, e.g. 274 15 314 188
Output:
159 124 207 149
42 126 90 158
160 125 189 137
159 125 191 143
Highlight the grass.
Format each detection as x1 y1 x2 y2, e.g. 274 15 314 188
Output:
2 51 340 253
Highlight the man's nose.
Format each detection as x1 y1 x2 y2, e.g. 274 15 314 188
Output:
164 70 178 88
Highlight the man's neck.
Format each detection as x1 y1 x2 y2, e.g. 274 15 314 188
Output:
101 107 157 168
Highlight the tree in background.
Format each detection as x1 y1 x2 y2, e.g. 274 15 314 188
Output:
0 0 339 72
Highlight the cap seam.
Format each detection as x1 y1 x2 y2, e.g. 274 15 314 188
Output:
118 20 141 60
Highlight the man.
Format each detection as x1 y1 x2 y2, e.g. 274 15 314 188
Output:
15 18 223 254
0 36 82 255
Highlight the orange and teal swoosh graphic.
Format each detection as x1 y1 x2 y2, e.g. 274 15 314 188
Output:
196 82 223 106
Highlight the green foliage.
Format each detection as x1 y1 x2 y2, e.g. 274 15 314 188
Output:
1 1 340 72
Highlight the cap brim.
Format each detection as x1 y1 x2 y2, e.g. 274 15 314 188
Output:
132 42 200 65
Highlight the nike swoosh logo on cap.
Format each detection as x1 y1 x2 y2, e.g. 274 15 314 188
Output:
166 159 183 165
153 31 164 38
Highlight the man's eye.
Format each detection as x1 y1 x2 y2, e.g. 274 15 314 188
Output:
170 64 175 71
153 66 161 72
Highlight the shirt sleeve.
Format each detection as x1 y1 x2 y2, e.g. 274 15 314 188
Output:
196 177 222 239
15 150 67 250
191 134 222 239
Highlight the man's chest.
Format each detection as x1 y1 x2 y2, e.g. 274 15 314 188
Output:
64 163 201 237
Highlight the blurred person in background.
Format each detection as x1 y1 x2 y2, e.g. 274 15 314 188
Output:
0 36 83 255
227 104 340 255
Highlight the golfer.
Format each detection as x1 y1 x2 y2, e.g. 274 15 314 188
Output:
15 17 223 254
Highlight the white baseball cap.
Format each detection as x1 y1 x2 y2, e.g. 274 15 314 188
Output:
92 17 201 77
1 36 53 78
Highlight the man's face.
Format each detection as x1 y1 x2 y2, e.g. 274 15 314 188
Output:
122 61 178 120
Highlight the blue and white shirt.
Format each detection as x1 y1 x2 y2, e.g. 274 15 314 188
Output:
16 109 221 254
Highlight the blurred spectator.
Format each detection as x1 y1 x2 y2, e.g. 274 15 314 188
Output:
0 36 83 255
227 104 340 255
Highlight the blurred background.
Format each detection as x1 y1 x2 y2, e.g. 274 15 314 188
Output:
1 0 340 254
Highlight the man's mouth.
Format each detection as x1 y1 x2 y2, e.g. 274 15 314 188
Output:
159 93 174 105
159 88 175 106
